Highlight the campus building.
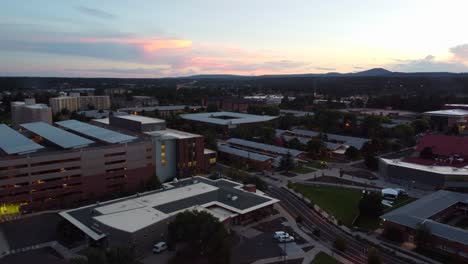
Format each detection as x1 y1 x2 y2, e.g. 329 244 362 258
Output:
217 138 304 171
60 176 279 255
181 111 278 137
93 115 213 181
423 108 468 133
379 134 468 190
381 190 468 260
276 129 369 155
11 99 52 129
0 121 154 213
49 95 111 114
202 96 265 112
118 105 202 117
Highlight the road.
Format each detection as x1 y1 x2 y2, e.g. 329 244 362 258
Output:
267 187 411 264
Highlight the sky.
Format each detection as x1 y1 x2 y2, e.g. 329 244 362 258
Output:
1 0 468 78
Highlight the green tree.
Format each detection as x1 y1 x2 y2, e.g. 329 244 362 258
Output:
279 152 295 172
306 139 326 158
364 155 379 171
206 103 218 112
410 119 430 134
107 246 139 264
168 211 230 264
415 223 432 249
344 146 360 160
287 137 303 150
359 192 382 217
393 124 415 146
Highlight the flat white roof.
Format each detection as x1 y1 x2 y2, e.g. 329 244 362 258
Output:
381 158 468 175
424 109 468 117
146 128 201 139
92 183 219 232
94 207 169 233
181 111 277 125
115 115 165 124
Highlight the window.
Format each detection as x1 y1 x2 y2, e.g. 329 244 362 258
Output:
161 144 166 151
209 158 217 164
161 160 166 166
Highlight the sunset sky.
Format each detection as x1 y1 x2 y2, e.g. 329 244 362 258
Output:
1 0 468 77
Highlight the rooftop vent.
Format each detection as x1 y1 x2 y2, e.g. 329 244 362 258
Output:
231 196 238 201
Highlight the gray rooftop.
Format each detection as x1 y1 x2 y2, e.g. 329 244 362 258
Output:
424 109 468 117
0 124 44 155
119 105 202 112
60 176 278 239
56 120 137 144
227 138 303 157
181 111 278 126
381 190 468 246
217 144 273 162
21 122 95 149
290 129 370 149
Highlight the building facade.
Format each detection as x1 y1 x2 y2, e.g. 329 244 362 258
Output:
49 95 110 114
11 99 52 129
60 177 279 255
0 123 154 213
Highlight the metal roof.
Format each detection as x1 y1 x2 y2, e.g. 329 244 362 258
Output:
60 176 278 239
56 120 137 144
424 109 468 117
181 111 278 125
21 122 94 149
217 144 273 162
290 129 370 149
381 190 468 246
227 138 303 157
119 105 202 112
0 124 44 155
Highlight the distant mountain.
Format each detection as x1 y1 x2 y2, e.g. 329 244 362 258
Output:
183 68 468 79
352 68 393 76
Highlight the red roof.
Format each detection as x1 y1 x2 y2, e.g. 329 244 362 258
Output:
417 134 468 157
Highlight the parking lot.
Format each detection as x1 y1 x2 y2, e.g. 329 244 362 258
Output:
231 217 305 264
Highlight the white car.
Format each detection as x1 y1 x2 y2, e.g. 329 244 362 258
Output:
152 241 167 254
278 235 295 243
273 231 289 239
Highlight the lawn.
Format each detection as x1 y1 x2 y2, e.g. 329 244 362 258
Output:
290 183 362 227
292 166 315 174
310 252 341 264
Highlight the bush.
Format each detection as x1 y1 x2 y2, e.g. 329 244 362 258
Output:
365 155 379 171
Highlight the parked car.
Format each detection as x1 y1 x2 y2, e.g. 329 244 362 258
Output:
278 235 295 243
273 231 289 239
153 241 167 253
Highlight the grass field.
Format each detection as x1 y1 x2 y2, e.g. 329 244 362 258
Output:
310 252 341 264
291 183 362 227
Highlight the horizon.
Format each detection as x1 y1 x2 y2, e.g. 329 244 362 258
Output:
2 0 468 78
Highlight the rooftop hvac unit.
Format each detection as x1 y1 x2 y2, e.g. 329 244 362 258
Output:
231 196 238 201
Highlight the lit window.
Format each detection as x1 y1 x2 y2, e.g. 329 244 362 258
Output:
188 162 192 167
161 160 166 166
161 144 166 151
161 153 165 158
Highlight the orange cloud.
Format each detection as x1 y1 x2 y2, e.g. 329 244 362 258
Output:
76 37 192 52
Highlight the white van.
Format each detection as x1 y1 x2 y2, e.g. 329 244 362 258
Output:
273 231 289 239
153 241 167 254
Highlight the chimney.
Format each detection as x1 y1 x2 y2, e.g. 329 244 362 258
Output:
243 184 256 193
